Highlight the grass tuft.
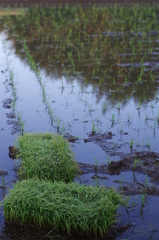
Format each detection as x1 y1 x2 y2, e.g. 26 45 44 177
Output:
15 133 79 183
3 179 125 236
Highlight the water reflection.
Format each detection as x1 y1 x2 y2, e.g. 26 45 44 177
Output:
0 5 159 105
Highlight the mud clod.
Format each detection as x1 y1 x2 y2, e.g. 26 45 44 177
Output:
6 112 16 119
2 98 12 109
108 161 123 175
9 146 20 159
0 169 8 175
79 151 159 195
88 132 114 142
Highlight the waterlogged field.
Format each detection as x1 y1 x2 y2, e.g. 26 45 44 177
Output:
0 5 159 239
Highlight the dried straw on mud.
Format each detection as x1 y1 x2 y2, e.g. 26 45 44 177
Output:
3 179 126 236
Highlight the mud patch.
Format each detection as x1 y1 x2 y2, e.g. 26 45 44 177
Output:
5 111 20 134
2 222 117 240
64 133 80 142
86 132 156 157
85 132 130 157
78 151 159 195
0 169 8 175
6 112 16 119
6 119 20 134
2 98 12 109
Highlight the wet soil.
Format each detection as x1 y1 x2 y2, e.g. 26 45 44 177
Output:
79 159 159 195
2 200 133 240
9 143 159 196
80 132 159 195
2 223 117 240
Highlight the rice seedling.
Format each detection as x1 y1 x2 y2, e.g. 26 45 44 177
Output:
15 133 79 183
94 157 99 169
61 124 66 133
2 179 125 236
107 155 111 165
17 112 25 134
61 79 64 89
117 123 123 135
133 157 141 169
119 174 124 189
141 175 148 209
42 83 46 100
103 102 106 112
145 174 148 189
1 175 6 189
124 76 128 84
9 70 14 86
157 110 159 126
89 103 93 112
66 122 73 132
126 113 132 125
147 137 151 150
95 115 102 126
98 78 102 87
130 138 134 148
12 99 15 110
117 101 121 111
113 140 115 148
145 112 150 121
111 114 115 126
141 190 146 207
138 98 142 109
56 118 61 130
148 222 157 232
154 121 156 131
92 123 95 133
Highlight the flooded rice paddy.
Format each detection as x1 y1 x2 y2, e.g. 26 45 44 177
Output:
0 5 159 239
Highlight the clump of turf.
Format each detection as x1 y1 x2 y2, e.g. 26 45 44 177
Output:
15 133 79 183
3 179 125 236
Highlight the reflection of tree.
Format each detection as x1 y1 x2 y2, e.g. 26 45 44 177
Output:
0 6 159 104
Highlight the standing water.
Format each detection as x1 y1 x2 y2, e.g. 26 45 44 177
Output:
0 5 159 239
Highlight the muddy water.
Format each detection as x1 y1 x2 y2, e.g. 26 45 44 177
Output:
0 6 159 239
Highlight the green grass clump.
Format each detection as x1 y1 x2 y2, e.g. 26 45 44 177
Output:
3 179 125 236
16 133 79 183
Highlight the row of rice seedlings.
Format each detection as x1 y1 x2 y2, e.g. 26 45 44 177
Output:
20 38 64 131
3 41 17 111
11 7 159 95
2 40 25 134
1 6 159 142
1 5 159 107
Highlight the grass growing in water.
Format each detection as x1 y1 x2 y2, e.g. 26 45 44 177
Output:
3 179 125 236
15 133 79 183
